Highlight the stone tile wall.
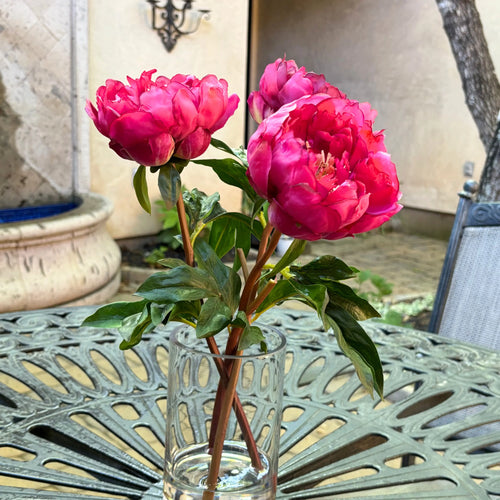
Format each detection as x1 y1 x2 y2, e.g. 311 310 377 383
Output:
0 0 73 209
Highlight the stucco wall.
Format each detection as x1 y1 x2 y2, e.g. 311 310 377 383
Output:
87 0 249 239
250 0 500 215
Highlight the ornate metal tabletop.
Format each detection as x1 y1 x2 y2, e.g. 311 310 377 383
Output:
0 306 499 499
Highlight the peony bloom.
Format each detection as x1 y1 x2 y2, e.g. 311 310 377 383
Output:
86 70 239 166
247 94 402 241
248 57 346 123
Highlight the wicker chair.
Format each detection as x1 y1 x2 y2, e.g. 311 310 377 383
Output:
429 180 500 349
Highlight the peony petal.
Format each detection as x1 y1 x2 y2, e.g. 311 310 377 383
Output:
268 139 316 195
109 112 165 147
197 76 226 129
247 137 274 198
171 87 199 140
354 152 400 213
175 127 211 159
247 91 266 124
109 133 174 166
211 93 239 132
343 203 402 235
279 72 314 104
268 202 322 241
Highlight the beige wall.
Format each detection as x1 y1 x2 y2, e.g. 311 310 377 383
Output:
250 0 500 216
87 0 249 239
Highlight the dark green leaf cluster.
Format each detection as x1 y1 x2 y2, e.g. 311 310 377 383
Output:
253 255 383 397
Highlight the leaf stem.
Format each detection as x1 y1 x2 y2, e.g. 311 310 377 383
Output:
240 229 282 315
237 248 249 281
174 192 260 468
204 226 282 492
247 278 277 316
176 194 194 267
206 334 263 470
203 355 243 497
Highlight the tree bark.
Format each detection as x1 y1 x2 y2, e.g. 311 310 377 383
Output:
435 0 500 201
435 0 500 150
477 115 500 202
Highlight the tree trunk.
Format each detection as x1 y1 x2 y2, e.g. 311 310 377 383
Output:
477 116 500 202
435 0 500 201
435 0 500 150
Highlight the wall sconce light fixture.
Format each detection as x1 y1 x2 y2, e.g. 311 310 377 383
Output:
146 0 210 53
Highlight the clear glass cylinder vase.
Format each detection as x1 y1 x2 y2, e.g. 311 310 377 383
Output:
164 324 286 500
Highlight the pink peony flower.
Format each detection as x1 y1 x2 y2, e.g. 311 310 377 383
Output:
247 94 402 241
86 70 239 166
247 57 346 123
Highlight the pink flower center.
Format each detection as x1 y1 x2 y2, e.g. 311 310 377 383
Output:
315 150 335 179
311 148 352 195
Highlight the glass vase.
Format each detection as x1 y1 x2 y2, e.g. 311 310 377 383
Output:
164 324 286 500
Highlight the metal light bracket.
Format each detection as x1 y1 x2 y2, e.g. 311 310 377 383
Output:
146 0 210 53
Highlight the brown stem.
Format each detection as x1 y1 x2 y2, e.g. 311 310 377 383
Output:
202 225 282 496
174 194 261 469
233 229 282 352
176 194 194 267
206 335 263 470
237 248 249 282
256 223 274 264
204 356 243 497
247 278 277 316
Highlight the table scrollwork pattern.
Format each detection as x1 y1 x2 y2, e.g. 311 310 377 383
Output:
0 307 499 499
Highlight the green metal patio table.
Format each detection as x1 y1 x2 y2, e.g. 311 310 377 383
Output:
0 306 499 499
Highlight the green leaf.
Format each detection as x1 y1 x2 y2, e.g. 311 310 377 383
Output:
208 213 263 258
133 165 151 214
196 297 232 338
256 280 329 318
292 259 379 321
210 137 241 157
291 256 358 282
255 280 301 313
324 281 380 321
161 209 180 229
119 319 154 350
208 217 237 258
290 281 329 316
117 304 153 350
150 302 173 326
194 239 241 313
357 270 372 284
323 305 384 398
231 310 248 329
182 188 224 232
250 197 267 219
238 325 266 351
369 273 394 297
192 157 258 202
158 164 181 209
170 301 201 325
381 309 403 326
82 300 148 328
156 257 186 269
135 267 218 303
268 239 307 279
